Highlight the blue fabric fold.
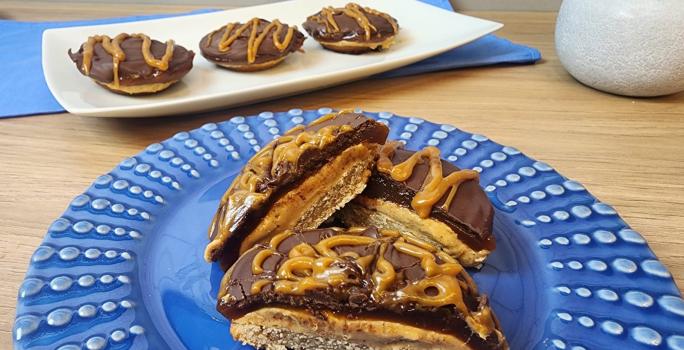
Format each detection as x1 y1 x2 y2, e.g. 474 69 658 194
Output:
377 34 540 78
379 0 540 78
0 9 217 118
0 1 540 118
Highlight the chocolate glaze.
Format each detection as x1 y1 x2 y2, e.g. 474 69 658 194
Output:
219 227 506 350
200 19 305 65
303 5 398 43
362 148 495 251
208 113 389 269
68 37 194 85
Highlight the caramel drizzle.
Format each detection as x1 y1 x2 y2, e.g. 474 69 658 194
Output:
81 33 175 87
377 142 480 218
204 112 355 262
242 228 493 338
391 240 467 315
248 229 374 295
205 18 296 64
250 279 271 294
314 3 398 41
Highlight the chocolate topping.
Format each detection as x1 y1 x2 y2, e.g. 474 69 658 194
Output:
68 35 194 86
218 227 506 350
200 18 305 65
363 145 495 251
303 3 398 43
205 112 389 269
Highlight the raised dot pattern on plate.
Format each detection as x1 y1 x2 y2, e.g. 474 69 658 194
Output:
14 109 683 350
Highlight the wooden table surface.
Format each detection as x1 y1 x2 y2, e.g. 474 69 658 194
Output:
2 3 683 348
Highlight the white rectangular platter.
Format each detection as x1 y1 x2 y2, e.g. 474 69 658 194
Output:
42 0 502 117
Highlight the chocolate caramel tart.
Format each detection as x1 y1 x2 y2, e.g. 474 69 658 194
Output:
219 226 508 350
205 112 389 269
303 3 399 54
68 33 194 95
337 142 495 267
200 18 305 72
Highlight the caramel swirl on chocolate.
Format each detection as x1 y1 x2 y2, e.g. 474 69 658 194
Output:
243 227 473 311
312 3 398 41
219 227 500 344
206 18 297 64
377 142 480 218
81 33 175 88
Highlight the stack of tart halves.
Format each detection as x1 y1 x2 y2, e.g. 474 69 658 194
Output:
204 111 508 350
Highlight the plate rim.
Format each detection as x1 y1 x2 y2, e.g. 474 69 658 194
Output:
14 108 684 350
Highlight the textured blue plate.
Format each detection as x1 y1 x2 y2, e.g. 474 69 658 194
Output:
14 109 684 350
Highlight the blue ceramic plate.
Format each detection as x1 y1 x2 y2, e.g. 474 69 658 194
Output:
14 109 684 350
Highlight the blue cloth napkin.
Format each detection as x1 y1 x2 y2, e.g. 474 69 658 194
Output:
0 1 540 118
381 0 540 77
0 9 217 118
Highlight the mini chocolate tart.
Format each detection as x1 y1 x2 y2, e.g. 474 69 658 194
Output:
336 142 496 267
205 112 389 269
218 226 508 350
200 18 305 72
303 3 399 54
68 33 194 95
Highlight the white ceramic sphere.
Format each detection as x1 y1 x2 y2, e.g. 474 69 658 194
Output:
555 0 684 97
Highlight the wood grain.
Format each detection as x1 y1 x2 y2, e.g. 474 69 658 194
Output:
1 4 683 348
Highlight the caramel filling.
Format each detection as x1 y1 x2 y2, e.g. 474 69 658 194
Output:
205 112 358 262
236 143 372 253
231 307 495 350
82 33 175 87
206 18 296 64
313 3 398 41
319 36 396 50
377 142 479 218
242 227 492 338
98 81 176 95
